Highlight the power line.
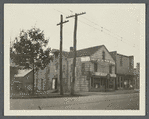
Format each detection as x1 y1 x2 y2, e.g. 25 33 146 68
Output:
54 9 139 49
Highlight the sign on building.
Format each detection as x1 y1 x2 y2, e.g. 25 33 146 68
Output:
81 56 90 62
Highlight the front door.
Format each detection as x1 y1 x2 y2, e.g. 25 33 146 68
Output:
91 78 105 92
107 78 114 91
52 78 57 89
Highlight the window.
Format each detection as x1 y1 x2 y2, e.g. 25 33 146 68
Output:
94 63 97 72
102 51 105 60
109 65 112 73
81 63 85 75
120 56 123 66
118 77 120 88
101 79 105 86
129 59 133 68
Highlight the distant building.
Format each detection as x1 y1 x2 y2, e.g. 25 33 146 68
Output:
34 49 69 92
134 63 140 89
110 51 134 90
11 69 33 94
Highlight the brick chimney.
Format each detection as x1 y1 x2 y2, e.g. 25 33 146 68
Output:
70 47 73 52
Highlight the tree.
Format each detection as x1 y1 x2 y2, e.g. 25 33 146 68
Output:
10 27 53 93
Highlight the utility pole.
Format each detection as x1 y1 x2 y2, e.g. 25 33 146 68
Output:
66 12 86 95
57 15 69 95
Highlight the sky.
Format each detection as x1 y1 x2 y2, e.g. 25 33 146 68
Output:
4 4 145 67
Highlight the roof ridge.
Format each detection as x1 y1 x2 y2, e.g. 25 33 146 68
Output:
76 45 104 51
67 45 104 58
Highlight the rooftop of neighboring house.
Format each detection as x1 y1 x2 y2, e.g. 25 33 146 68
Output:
110 51 133 59
51 49 69 57
14 69 33 78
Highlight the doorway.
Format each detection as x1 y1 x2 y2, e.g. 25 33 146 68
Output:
52 78 57 90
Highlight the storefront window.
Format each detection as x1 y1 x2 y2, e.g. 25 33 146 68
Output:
95 84 99 88
118 77 120 88
109 79 113 89
91 78 94 87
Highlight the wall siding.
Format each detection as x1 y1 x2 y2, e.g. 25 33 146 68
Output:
116 55 134 75
90 46 115 74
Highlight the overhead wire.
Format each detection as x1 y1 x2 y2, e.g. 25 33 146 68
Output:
54 8 139 49
81 13 139 47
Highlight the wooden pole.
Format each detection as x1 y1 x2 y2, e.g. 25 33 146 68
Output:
71 14 77 95
57 15 69 95
59 15 63 95
66 12 86 95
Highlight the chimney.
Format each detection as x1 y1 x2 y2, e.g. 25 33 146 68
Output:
70 47 73 52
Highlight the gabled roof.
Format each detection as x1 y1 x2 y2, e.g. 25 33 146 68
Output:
67 45 104 58
14 69 33 78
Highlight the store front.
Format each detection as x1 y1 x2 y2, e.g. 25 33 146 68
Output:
116 75 134 90
90 73 116 92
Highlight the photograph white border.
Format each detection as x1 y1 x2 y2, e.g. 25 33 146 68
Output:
4 3 145 116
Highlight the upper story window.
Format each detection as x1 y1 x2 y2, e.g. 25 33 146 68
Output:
102 51 105 60
63 65 65 72
120 56 123 66
129 59 133 68
94 63 98 72
109 65 112 73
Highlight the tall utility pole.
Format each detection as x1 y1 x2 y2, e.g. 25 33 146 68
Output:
57 15 69 95
66 12 86 95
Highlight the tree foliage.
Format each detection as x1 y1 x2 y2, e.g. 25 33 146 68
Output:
10 27 52 70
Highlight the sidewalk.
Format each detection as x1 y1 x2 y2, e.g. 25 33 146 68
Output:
10 89 139 99
78 89 139 96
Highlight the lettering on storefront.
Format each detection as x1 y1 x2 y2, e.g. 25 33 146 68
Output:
94 72 107 76
93 72 116 77
91 58 115 65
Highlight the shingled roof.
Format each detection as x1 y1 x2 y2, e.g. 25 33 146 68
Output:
51 49 69 57
67 45 104 58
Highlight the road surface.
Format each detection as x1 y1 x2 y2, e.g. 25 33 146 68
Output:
10 93 139 110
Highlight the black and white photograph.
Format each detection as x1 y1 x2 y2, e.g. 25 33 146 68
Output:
4 4 145 116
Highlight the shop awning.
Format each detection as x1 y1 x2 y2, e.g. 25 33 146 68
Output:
92 72 116 78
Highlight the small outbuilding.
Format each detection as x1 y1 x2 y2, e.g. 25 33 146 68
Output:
12 69 33 94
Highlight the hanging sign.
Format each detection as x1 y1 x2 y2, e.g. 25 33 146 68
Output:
81 56 90 62
91 58 115 64
110 74 116 77
94 72 107 76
